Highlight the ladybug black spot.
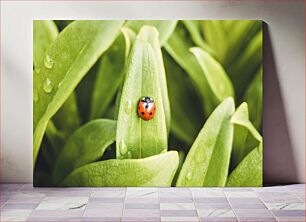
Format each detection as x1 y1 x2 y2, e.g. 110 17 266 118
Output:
149 112 152 115
141 112 145 115
145 105 148 108
154 108 156 111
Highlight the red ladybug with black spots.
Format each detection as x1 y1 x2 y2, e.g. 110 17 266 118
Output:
137 96 156 121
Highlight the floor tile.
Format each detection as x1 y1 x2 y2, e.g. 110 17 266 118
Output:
225 191 258 198
272 209 305 217
230 202 267 209
83 208 123 217
122 217 161 221
228 198 262 204
195 202 231 209
125 197 159 203
86 202 123 209
0 209 32 221
126 188 158 198
191 188 225 198
265 202 305 210
161 209 198 217
125 203 160 209
29 209 84 218
122 209 160 217
194 197 228 203
160 197 194 203
36 196 88 210
159 188 192 197
89 197 124 203
234 209 274 218
198 209 235 218
83 217 121 222
2 203 39 209
199 217 238 222
160 203 196 210
161 217 199 222
91 190 125 198
1 184 24 191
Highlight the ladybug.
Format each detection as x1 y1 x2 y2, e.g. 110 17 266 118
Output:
137 96 156 121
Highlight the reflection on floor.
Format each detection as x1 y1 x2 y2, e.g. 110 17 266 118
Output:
0 184 305 222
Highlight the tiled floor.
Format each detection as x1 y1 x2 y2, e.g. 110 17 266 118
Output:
0 184 305 222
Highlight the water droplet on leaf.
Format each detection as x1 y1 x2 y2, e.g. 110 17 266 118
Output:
186 172 192 180
119 140 127 155
33 91 39 102
44 54 54 69
43 78 53 93
124 100 133 114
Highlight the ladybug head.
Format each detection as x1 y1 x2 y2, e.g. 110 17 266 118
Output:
141 96 154 103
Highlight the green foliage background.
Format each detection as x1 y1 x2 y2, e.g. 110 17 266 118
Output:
33 20 262 187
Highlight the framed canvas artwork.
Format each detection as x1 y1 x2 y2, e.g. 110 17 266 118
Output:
33 20 262 187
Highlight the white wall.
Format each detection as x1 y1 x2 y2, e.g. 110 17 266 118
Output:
1 1 305 183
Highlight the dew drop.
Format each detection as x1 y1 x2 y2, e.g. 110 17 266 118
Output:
43 78 53 93
58 81 63 88
124 100 133 114
33 91 39 102
119 140 128 155
127 151 132 159
186 172 192 180
44 54 54 69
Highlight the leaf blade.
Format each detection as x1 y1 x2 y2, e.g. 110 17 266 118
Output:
33 20 124 163
176 98 235 187
52 119 116 185
61 151 179 187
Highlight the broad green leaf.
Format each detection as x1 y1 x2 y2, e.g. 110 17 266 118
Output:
164 51 203 145
231 103 262 143
125 20 177 46
176 98 235 187
45 121 65 159
182 20 214 55
137 26 171 132
61 151 179 187
33 20 124 163
89 33 126 119
53 119 116 185
34 20 80 138
190 47 234 101
113 28 137 120
121 27 137 59
202 20 261 67
190 47 235 115
244 67 262 130
33 20 58 68
226 143 262 187
164 24 210 115
116 38 168 159
52 93 81 135
228 30 263 99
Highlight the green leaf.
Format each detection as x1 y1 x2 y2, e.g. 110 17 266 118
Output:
226 143 262 187
163 51 203 145
52 93 81 135
34 20 80 138
33 20 124 163
182 20 214 55
176 98 235 187
228 30 263 99
202 20 262 67
125 20 177 46
33 20 58 68
137 26 171 132
231 103 262 143
190 47 235 115
52 119 116 185
244 67 263 130
116 37 168 159
89 33 126 119
61 151 179 187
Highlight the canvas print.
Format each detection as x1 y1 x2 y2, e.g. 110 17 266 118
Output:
33 20 263 187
